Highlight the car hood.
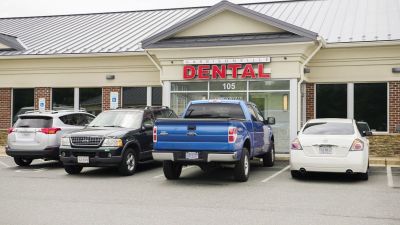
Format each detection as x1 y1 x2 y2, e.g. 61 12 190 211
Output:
66 127 139 138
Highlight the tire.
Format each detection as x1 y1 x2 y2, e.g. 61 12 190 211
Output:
163 161 182 180
291 170 302 179
64 165 83 174
263 145 275 167
234 147 250 182
14 157 32 166
118 148 138 176
358 165 369 181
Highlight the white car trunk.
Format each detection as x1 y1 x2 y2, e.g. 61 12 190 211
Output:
299 135 355 157
8 128 49 150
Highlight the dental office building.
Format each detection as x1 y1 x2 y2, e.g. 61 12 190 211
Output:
0 0 399 153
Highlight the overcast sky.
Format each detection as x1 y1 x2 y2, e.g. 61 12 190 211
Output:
0 0 283 18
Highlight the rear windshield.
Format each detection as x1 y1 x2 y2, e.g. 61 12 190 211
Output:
14 116 53 128
302 122 354 135
184 103 245 119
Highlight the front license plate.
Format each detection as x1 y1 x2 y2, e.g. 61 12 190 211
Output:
185 152 199 160
77 156 89 164
319 146 332 154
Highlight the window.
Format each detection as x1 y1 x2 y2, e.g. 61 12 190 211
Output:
60 114 94 126
152 87 162 106
354 83 387 131
142 112 154 127
302 122 354 135
184 103 245 119
52 88 74 110
246 105 259 121
15 116 52 128
12 89 34 124
316 84 347 118
153 109 178 119
79 88 102 115
123 87 147 107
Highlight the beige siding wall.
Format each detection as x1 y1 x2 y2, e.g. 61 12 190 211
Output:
0 55 160 88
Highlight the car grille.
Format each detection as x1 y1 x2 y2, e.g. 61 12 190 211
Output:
70 136 103 147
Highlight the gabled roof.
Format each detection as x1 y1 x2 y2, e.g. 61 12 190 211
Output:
0 0 399 56
142 1 318 48
0 33 26 51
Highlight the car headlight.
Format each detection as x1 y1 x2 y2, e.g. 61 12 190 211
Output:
61 137 71 146
102 138 123 147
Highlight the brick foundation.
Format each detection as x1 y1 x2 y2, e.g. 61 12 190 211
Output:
0 88 11 129
34 87 51 110
102 87 121 110
368 134 400 157
389 81 400 133
305 83 315 122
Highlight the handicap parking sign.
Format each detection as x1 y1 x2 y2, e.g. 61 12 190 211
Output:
110 92 119 109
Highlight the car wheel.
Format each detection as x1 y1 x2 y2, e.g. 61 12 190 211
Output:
291 170 302 179
234 147 250 182
263 145 275 167
163 161 182 180
64 165 83 174
14 157 32 166
118 148 138 176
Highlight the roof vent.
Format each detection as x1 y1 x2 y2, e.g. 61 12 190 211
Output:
0 33 26 51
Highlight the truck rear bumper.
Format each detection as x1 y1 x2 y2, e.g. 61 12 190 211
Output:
152 151 238 163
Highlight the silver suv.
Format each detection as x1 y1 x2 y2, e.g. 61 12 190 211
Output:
6 110 95 166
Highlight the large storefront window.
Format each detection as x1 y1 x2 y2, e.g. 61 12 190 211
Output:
52 88 74 110
12 88 34 124
123 87 147 107
152 87 162 106
354 83 387 131
316 84 347 118
79 88 102 115
170 80 290 152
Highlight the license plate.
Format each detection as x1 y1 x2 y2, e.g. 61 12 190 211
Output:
185 152 199 160
77 156 89 164
319 146 332 154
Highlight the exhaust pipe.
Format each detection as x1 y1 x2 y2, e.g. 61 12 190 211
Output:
346 169 353 174
299 168 306 174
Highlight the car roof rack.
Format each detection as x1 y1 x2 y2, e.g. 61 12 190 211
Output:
116 106 169 110
24 109 87 114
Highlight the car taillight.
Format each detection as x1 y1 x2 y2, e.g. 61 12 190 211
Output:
291 138 303 150
350 139 364 151
41 128 61 134
7 128 14 134
228 127 238 143
153 126 157 142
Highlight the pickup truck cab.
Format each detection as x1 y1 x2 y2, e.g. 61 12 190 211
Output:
60 106 177 175
153 100 276 182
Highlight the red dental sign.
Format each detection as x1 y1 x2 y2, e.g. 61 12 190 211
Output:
183 64 271 80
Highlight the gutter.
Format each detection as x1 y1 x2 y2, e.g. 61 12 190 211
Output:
297 36 325 130
144 50 163 87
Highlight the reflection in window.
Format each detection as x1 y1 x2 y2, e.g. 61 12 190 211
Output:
80 88 102 115
52 88 74 110
354 83 387 131
152 87 162 106
123 87 147 107
13 89 34 124
316 84 347 118
171 82 207 92
171 92 207 116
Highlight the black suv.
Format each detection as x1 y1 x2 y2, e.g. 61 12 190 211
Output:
59 106 177 175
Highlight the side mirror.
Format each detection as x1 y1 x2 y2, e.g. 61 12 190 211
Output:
142 123 153 131
264 117 275 125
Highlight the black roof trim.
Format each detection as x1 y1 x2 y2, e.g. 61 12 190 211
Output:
142 0 318 48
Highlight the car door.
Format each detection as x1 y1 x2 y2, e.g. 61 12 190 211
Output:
252 105 272 154
139 111 155 159
246 104 265 156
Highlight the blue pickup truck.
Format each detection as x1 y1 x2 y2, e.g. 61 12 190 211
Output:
152 100 276 182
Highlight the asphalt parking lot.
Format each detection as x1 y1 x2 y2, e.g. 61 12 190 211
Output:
0 156 399 225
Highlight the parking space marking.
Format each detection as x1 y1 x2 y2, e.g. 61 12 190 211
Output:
387 166 394 188
0 160 10 168
261 165 290 183
153 165 195 179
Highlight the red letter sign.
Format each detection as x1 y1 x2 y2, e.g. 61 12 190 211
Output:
198 65 210 80
241 64 256 79
183 65 196 80
258 64 270 78
211 65 226 79
228 64 242 78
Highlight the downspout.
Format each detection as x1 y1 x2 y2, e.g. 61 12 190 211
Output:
144 50 163 87
297 36 324 130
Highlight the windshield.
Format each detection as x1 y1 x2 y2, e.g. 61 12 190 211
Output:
88 111 143 129
302 122 355 135
184 103 245 119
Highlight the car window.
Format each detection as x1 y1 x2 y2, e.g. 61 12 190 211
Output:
302 122 355 135
357 122 370 134
15 116 53 128
75 114 95 126
246 105 259 121
154 109 178 119
185 103 245 119
142 112 154 127
59 114 77 126
251 105 264 121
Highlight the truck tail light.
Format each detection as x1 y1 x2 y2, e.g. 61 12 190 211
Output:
228 127 237 143
41 128 61 134
350 139 364 151
153 126 157 142
7 128 14 134
291 138 303 150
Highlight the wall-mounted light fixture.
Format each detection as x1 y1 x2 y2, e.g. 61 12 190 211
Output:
283 94 288 111
304 68 311 74
392 67 400 73
106 74 115 80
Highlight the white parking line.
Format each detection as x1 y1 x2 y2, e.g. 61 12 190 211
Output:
387 166 394 188
153 165 195 179
0 160 10 168
261 165 290 183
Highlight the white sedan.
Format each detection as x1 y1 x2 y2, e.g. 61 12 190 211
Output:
290 118 370 180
